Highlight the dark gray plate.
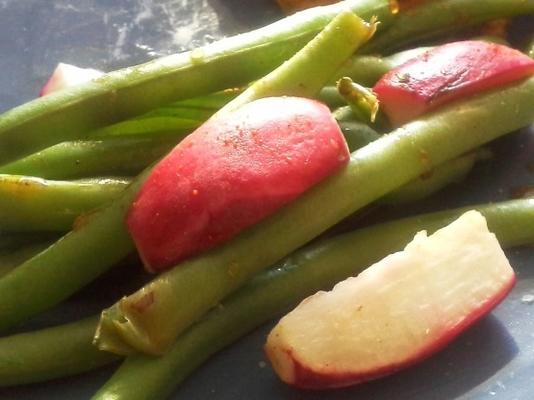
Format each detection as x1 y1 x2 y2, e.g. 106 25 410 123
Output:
0 1 533 399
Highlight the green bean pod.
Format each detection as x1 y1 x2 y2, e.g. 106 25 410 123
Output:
0 242 51 278
338 121 380 152
95 76 534 355
0 0 392 165
0 137 179 180
381 151 478 204
363 0 534 54
92 199 534 400
219 11 377 114
0 176 131 232
0 317 117 387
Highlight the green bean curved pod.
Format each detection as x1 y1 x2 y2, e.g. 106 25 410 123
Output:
0 176 131 232
381 152 477 204
0 317 117 387
92 199 534 400
0 233 58 252
0 137 179 180
139 106 215 121
363 0 534 54
0 242 51 278
91 117 199 139
0 0 392 165
96 76 534 355
0 169 152 331
170 89 240 110
220 11 377 114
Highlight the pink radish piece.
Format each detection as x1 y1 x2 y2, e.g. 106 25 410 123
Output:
127 96 350 272
40 63 103 96
373 41 534 126
265 211 515 389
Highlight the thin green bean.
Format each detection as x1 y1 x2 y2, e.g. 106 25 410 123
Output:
363 0 534 54
0 175 130 232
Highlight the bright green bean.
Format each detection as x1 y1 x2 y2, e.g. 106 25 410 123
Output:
92 199 534 400
220 11 376 113
363 0 534 54
0 137 179 180
0 175 131 232
381 151 478 204
0 0 392 165
95 76 534 355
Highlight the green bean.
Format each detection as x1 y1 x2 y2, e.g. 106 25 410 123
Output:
0 232 59 252
339 121 381 152
95 75 534 355
92 199 534 400
220 11 376 114
381 151 478 204
0 0 392 166
91 117 199 139
0 175 131 232
363 0 534 54
0 242 51 278
169 89 240 110
0 137 179 180
0 317 117 387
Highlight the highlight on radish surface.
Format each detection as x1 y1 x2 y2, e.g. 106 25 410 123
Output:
40 63 103 96
265 210 515 389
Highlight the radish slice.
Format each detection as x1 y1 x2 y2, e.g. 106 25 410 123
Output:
127 96 350 272
265 210 515 389
373 41 534 126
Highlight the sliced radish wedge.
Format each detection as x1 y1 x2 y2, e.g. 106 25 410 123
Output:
265 210 515 389
127 96 350 272
373 41 534 126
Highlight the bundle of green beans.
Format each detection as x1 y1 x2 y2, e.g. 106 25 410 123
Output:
0 0 533 399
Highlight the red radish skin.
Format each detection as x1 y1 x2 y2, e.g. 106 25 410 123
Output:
127 96 349 272
40 63 103 96
373 41 534 126
265 211 515 389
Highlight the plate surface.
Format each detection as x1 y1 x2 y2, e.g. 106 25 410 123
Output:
0 1 533 399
